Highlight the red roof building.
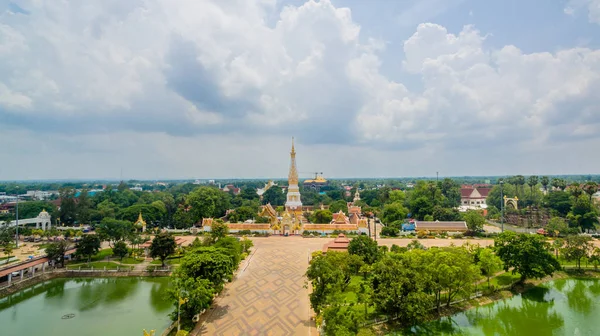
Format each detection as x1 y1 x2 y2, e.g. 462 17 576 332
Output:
322 234 350 252
460 184 492 207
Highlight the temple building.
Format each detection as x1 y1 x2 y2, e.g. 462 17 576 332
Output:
303 174 328 191
285 138 303 218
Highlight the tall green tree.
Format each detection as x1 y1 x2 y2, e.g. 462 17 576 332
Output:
477 248 503 288
46 241 70 267
494 231 560 283
561 235 592 269
113 240 129 261
382 202 408 224
150 232 176 267
186 187 230 222
261 187 286 206
371 252 432 325
168 277 213 330
463 210 486 232
540 176 550 193
75 234 101 263
96 218 133 247
77 189 92 224
176 247 234 291
59 187 77 225
310 209 333 224
348 235 380 264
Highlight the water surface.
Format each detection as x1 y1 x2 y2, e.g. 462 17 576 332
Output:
404 279 600 335
0 277 172 336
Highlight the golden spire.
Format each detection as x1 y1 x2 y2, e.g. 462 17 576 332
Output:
288 137 298 185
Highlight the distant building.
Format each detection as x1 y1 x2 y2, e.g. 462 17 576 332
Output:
222 184 241 195
415 221 468 232
130 184 143 192
460 184 492 210
303 174 328 191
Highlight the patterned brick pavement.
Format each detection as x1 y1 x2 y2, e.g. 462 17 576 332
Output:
192 237 323 336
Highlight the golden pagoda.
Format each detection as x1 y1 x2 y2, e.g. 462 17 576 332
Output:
135 212 147 232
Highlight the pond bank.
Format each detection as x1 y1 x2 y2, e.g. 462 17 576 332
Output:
0 269 170 298
379 270 600 334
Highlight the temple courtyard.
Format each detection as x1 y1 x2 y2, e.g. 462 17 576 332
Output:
188 236 496 336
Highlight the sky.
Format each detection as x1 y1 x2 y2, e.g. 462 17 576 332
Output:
0 0 599 180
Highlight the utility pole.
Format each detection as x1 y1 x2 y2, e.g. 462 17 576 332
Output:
500 179 504 233
15 187 19 248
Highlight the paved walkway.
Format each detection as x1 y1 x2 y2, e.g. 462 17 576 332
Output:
192 237 324 336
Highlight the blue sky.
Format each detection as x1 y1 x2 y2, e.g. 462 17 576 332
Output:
0 0 599 180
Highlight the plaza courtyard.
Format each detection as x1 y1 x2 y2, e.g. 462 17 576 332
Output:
190 236 496 336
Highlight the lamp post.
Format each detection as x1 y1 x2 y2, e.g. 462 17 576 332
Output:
500 179 504 233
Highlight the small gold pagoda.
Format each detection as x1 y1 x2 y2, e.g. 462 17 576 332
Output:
135 212 147 232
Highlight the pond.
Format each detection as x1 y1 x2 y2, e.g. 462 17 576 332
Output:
0 277 173 336
404 279 600 335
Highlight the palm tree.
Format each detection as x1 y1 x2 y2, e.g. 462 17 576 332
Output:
569 183 583 198
540 176 550 193
527 175 539 205
583 182 598 202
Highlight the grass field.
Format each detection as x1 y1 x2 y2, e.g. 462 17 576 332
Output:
118 256 144 264
66 261 132 270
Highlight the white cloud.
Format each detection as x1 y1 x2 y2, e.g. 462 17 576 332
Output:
0 0 600 178
356 23 600 151
565 0 600 24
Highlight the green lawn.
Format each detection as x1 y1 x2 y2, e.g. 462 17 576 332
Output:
488 272 521 288
149 256 182 265
67 261 131 270
119 256 144 264
90 248 113 261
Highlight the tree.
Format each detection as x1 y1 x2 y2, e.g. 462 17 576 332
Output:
210 220 229 240
371 252 432 325
546 217 569 237
228 206 256 223
551 178 567 191
568 196 599 232
75 234 101 263
561 235 592 269
427 247 481 312
382 202 408 224
168 277 213 330
494 231 561 283
3 244 13 264
463 210 486 233
306 252 364 314
583 182 599 201
261 187 286 206
310 209 333 223
46 241 70 267
348 235 380 264
150 232 176 267
176 247 235 291
59 187 78 225
477 248 503 288
543 191 572 217
540 176 550 193
186 187 230 223
96 218 133 247
527 176 539 205
113 240 129 261
329 200 348 214
77 189 92 224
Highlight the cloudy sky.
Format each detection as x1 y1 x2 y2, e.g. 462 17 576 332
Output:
0 0 599 180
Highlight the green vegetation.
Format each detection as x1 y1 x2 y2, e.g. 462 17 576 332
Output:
150 232 176 267
168 234 249 332
306 232 563 335
66 261 130 270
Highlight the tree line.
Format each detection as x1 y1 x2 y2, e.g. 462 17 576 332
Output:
306 232 561 335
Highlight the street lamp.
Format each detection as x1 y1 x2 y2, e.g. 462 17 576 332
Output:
499 179 504 233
